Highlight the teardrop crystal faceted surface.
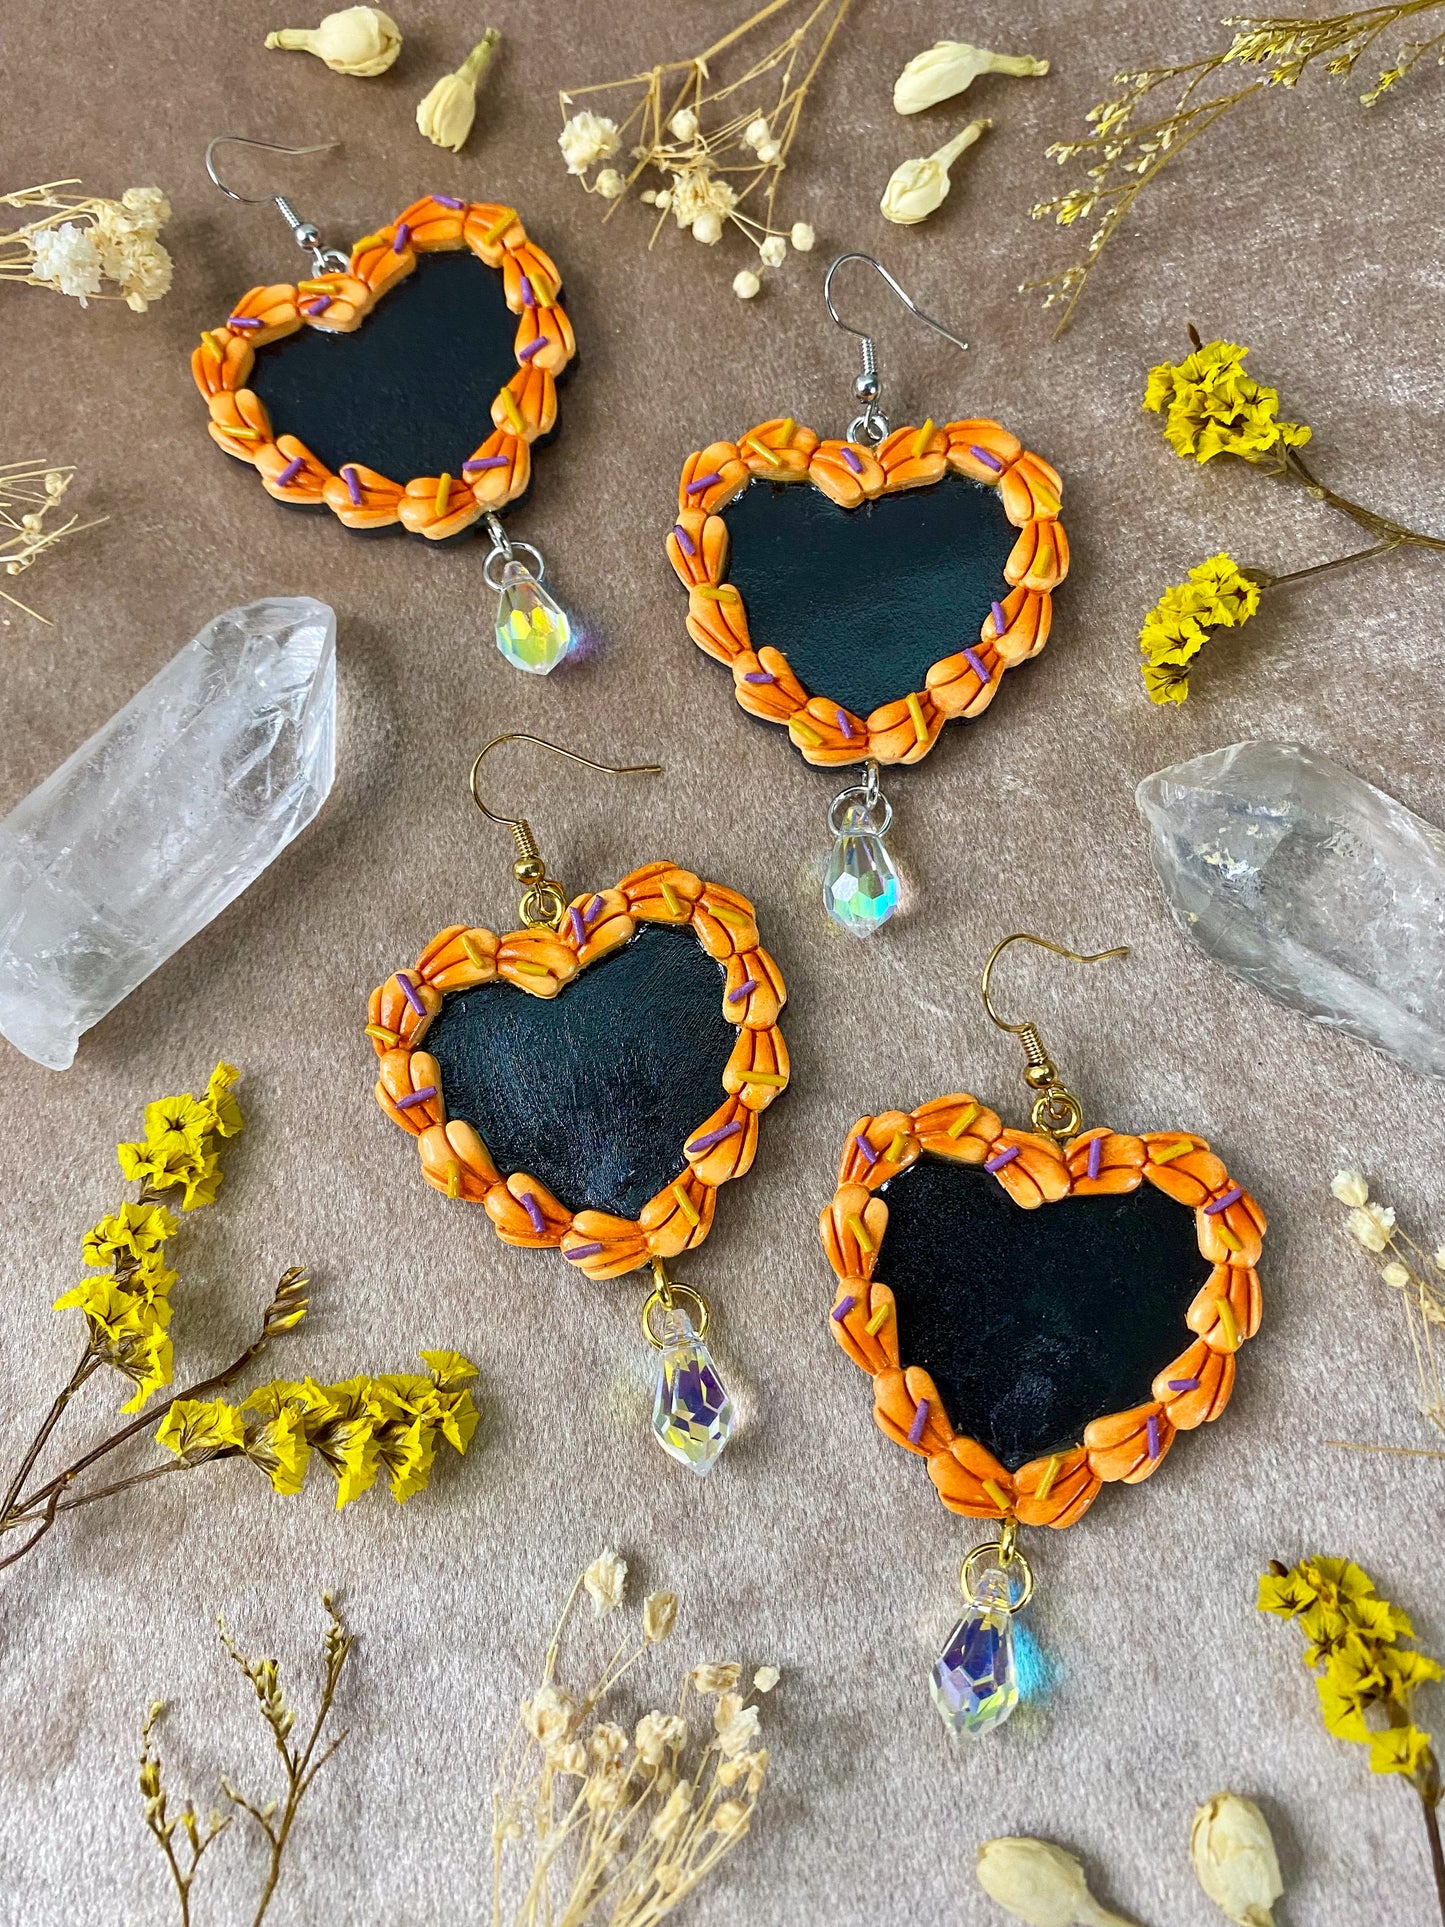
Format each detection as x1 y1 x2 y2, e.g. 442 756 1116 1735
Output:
824 802 900 936
493 558 572 674
650 1308 735 1475
930 1569 1019 1741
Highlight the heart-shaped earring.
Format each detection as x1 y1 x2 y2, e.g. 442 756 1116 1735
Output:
820 933 1264 1742
194 137 579 674
667 254 1070 935
366 735 791 1475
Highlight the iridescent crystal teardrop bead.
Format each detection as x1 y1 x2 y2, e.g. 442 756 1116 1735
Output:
650 1307 734 1475
493 558 572 674
824 798 899 936
931 1568 1020 1741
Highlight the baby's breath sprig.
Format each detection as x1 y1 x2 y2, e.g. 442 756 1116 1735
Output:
1330 1169 1445 1450
0 181 172 310
1027 4 1445 335
139 1594 353 1927
556 0 846 293
0 459 106 625
492 1550 778 1923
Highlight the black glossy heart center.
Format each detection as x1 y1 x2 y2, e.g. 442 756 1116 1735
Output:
424 923 735 1221
722 472 1015 718
879 1155 1210 1469
248 250 518 482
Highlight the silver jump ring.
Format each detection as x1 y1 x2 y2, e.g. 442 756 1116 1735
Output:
828 785 892 838
482 538 545 592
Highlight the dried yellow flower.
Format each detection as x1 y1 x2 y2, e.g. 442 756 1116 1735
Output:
1330 1169 1369 1208
643 1590 678 1642
415 29 501 153
264 6 401 75
976 1837 1138 1926
1190 1793 1283 1927
894 40 1048 114
881 120 990 225
583 1547 627 1614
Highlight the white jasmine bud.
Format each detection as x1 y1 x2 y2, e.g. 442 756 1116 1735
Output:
790 221 815 251
881 119 990 225
264 6 401 75
893 40 1049 115
415 29 501 152
1190 1793 1283 1927
759 234 787 267
1330 1169 1369 1208
975 1837 1137 1926
733 268 761 298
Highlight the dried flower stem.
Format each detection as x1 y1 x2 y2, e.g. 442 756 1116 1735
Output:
1029 4 1445 334
1332 1171 1445 1445
0 459 106 624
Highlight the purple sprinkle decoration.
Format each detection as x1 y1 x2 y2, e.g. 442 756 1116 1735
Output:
743 671 776 684
568 905 586 946
394 1085 438 1109
672 522 697 557
396 972 427 1017
520 274 536 307
991 599 1007 634
434 193 465 209
836 708 855 740
970 443 1005 473
392 223 411 252
961 646 991 685
518 335 546 361
686 472 721 495
908 1398 930 1444
985 1145 1021 1174
566 1241 604 1260
853 1134 879 1167
584 894 605 925
520 1191 546 1236
727 979 759 1004
1146 1413 1161 1459
1205 1184 1244 1216
1087 1135 1103 1181
464 455 509 473
276 456 305 486
227 314 262 331
687 1119 744 1154
302 295 332 316
1169 1376 1200 1392
832 1295 857 1323
341 464 363 505
841 445 863 474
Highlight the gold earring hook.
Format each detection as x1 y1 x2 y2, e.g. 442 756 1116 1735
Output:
468 733 663 930
979 933 1129 1141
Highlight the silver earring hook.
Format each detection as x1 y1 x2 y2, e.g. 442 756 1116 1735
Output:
823 252 968 444
204 136 349 274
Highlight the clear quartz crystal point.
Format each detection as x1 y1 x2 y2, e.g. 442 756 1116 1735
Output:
493 558 572 674
931 1569 1020 1741
825 798 900 936
650 1307 735 1475
0 597 336 1071
1137 739 1445 1079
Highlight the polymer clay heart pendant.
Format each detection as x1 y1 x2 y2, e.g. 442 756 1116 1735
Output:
195 145 580 673
366 738 790 1474
820 936 1265 1741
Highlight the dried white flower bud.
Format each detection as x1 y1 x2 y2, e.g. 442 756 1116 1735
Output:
264 6 401 75
693 211 725 245
893 40 1049 114
755 139 782 164
1381 1260 1412 1288
650 1783 692 1842
415 29 501 153
744 117 772 148
589 1721 627 1764
594 168 626 201
643 1590 678 1641
523 1684 576 1748
551 1740 589 1776
654 189 673 210
1346 1203 1394 1252
558 111 621 175
715 1696 762 1755
976 1837 1137 1927
670 108 700 141
1190 1793 1283 1927
583 1548 627 1614
635 1710 687 1765
790 221 816 251
711 1798 750 1834
691 1661 741 1694
758 235 787 268
881 120 990 225
1330 1169 1369 1208
753 1665 780 1692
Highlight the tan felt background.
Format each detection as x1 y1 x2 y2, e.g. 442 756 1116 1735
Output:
2 2 1443 1921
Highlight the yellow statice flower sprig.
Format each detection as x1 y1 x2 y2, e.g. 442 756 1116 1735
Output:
1261 1555 1445 1920
1139 550 1261 705
117 1059 244 1209
1144 338 1311 467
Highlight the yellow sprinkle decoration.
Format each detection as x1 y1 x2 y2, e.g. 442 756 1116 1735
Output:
709 904 749 928
694 584 741 603
1214 1295 1240 1351
460 933 490 967
1035 1454 1062 1504
479 206 518 246
296 278 332 293
743 435 782 467
365 1023 399 1048
777 418 796 446
671 1183 700 1227
445 1161 461 1199
913 418 935 459
743 1069 788 1088
659 880 683 916
1214 1222 1242 1253
906 692 928 746
887 1133 909 1163
865 1303 891 1336
200 329 222 356
792 718 822 747
1150 1139 1194 1164
501 389 526 436
530 273 555 310
509 960 551 978
845 1212 875 1255
434 472 452 518
982 1478 1011 1511
222 426 260 441
1034 490 1061 517
352 233 386 255
947 1103 981 1140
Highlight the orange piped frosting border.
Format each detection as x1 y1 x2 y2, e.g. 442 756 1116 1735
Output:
367 864 788 1279
192 197 575 541
820 1100 1264 1527
666 417 1069 768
